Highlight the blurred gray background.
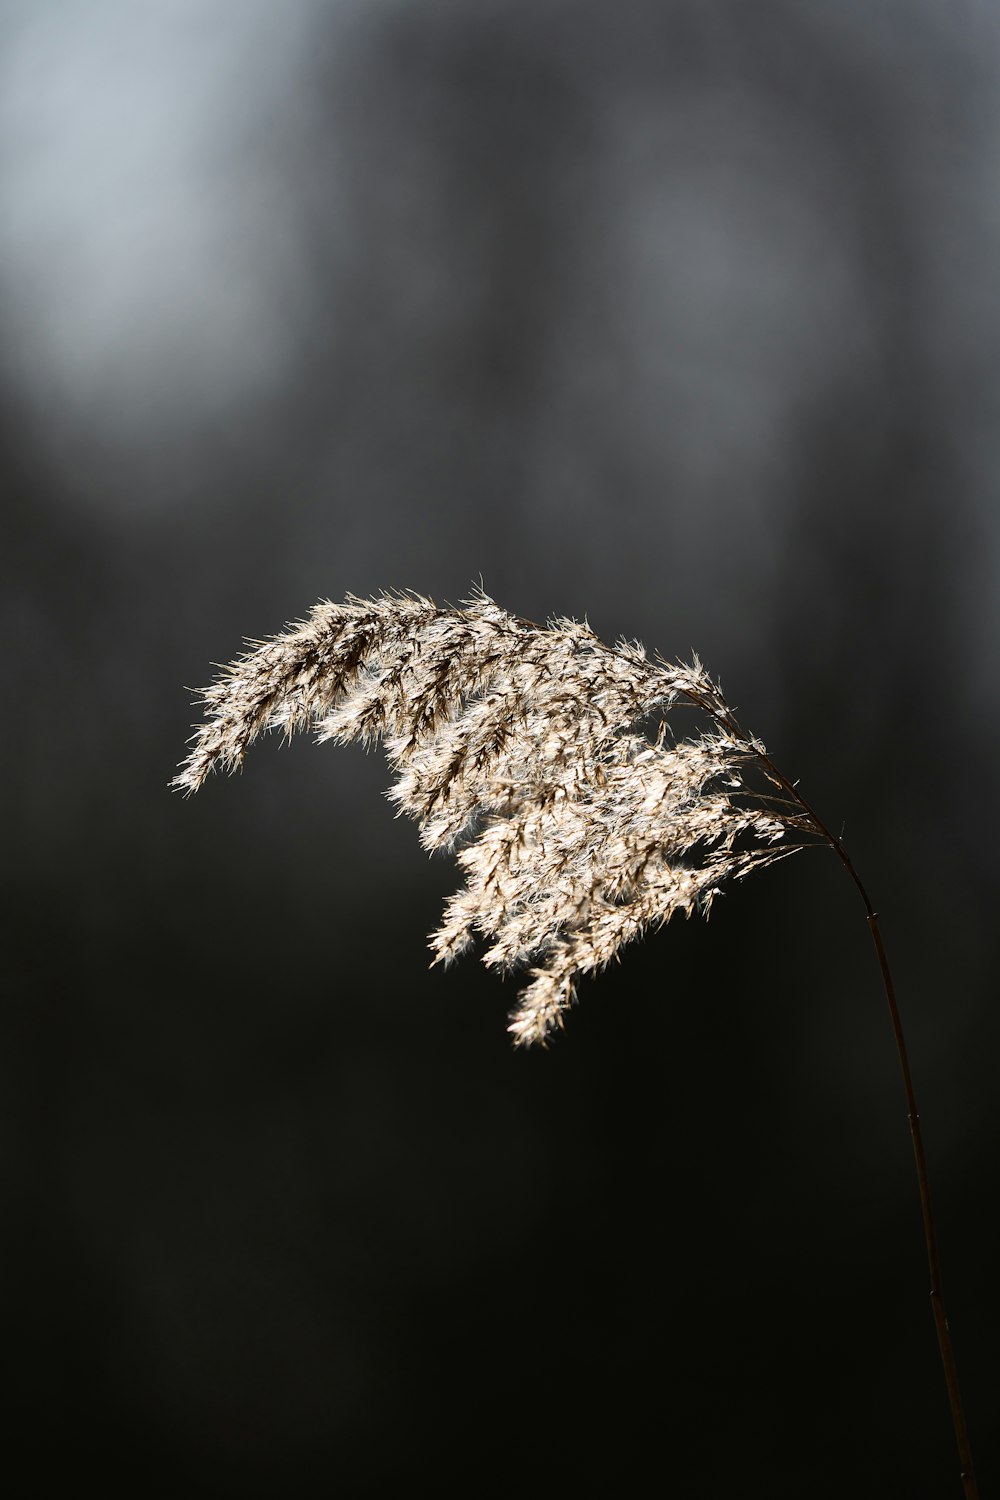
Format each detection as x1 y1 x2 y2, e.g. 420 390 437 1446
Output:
2 1 998 1494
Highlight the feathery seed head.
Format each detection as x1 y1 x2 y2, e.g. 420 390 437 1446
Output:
175 591 811 1044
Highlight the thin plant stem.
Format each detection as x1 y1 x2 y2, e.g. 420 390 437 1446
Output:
745 741 980 1500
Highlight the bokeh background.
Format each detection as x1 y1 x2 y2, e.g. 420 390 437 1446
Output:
3 1 998 1494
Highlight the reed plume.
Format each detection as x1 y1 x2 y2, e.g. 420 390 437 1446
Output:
174 588 978 1496
173 590 806 1043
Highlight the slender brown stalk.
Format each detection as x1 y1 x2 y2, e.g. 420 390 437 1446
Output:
866 915 979 1500
745 746 979 1499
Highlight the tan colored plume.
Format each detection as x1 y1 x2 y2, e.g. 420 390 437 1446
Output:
174 590 811 1043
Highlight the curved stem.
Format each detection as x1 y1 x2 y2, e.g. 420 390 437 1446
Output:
752 746 979 1498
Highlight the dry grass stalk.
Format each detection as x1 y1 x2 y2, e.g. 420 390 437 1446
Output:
174 588 978 1497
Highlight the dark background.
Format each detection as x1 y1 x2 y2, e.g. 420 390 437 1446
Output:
2 2 998 1494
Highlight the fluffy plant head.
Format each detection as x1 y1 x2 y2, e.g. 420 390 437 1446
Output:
174 590 812 1043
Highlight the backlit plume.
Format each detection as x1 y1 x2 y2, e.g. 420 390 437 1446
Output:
174 591 811 1043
